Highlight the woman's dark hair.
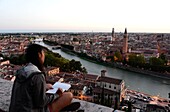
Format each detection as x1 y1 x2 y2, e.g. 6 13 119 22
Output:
25 44 46 71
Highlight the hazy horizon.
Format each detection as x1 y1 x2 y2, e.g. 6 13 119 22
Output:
0 29 170 34
0 0 170 33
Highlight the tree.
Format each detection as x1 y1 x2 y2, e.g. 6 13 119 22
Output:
149 57 165 72
7 50 87 73
8 54 26 65
128 54 136 67
128 54 145 67
135 54 145 67
44 51 70 68
114 51 123 62
159 53 168 65
67 59 83 72
82 67 87 74
149 57 164 66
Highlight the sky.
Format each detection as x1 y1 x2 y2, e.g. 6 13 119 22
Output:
0 0 170 33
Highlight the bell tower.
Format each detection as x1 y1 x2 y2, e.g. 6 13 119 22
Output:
122 28 128 54
112 28 115 41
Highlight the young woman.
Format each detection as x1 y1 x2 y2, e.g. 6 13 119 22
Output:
9 44 74 112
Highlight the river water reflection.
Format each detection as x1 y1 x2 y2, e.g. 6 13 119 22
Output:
36 41 170 98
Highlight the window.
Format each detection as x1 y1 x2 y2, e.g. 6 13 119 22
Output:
114 86 116 89
109 84 111 88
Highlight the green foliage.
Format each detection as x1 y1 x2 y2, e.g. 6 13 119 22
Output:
159 53 166 60
149 57 164 66
159 53 168 65
44 51 68 67
6 50 87 73
136 55 145 65
125 53 169 73
7 54 26 65
149 57 165 72
128 55 135 65
60 59 87 73
44 51 87 73
69 59 82 71
128 54 145 67
114 51 123 62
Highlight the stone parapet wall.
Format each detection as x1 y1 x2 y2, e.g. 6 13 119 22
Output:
0 78 114 112
0 78 13 111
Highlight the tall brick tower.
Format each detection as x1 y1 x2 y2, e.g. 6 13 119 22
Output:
122 28 128 54
112 28 115 41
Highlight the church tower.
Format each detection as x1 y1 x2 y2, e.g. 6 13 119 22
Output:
122 28 128 54
112 28 115 41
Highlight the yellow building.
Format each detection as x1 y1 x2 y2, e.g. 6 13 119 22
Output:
47 67 60 76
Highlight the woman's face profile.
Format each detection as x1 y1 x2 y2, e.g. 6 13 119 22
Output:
39 50 45 64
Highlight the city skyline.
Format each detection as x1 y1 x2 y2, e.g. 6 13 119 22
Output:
0 0 170 33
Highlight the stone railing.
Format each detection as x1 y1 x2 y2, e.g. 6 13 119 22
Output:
0 78 114 112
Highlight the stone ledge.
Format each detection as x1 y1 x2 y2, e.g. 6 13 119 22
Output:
0 78 13 111
72 99 114 112
0 78 114 112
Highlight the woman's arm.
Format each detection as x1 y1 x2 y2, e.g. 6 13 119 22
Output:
32 74 59 108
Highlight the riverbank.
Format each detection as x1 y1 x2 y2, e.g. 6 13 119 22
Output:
43 40 170 80
61 47 170 80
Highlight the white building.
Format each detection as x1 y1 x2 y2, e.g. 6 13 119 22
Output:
93 70 126 104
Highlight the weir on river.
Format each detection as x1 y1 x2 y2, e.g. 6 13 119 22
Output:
36 41 170 99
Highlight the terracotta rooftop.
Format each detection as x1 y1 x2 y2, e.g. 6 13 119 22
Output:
97 76 122 85
85 74 99 80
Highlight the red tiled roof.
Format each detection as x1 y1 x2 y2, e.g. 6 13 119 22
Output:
85 74 99 80
97 76 122 85
64 74 74 79
79 80 96 86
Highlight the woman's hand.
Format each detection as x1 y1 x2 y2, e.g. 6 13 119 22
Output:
46 83 53 90
56 88 63 97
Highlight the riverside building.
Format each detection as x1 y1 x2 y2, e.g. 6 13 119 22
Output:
93 70 126 104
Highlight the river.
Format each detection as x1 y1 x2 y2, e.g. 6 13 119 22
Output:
36 41 170 99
